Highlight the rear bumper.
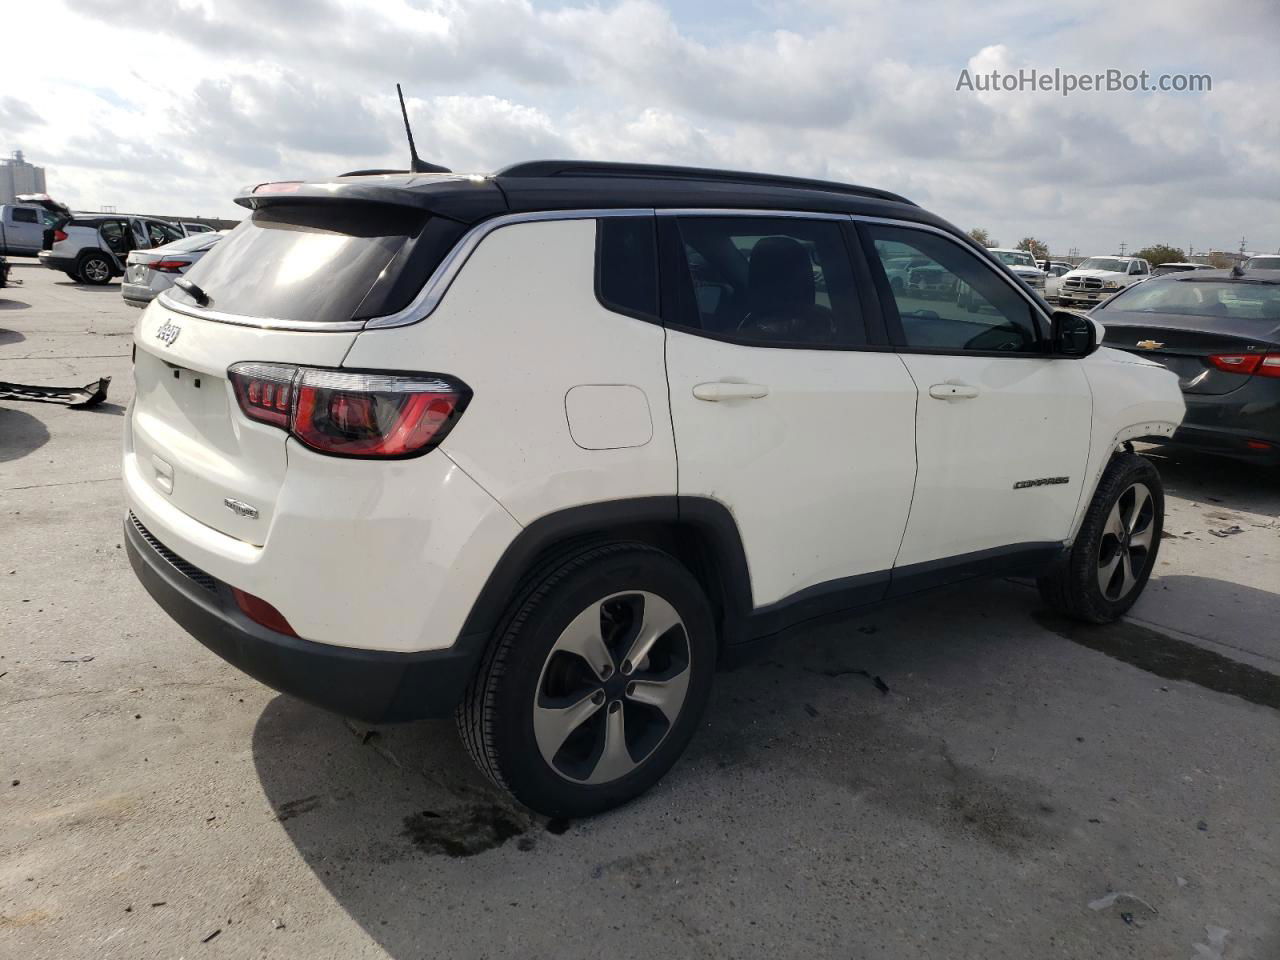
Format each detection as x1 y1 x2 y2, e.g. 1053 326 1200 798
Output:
39 252 77 272
125 513 485 721
1152 386 1280 464
121 281 155 306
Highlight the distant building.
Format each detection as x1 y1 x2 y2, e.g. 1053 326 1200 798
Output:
0 150 47 204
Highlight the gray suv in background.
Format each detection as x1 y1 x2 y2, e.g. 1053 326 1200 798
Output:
39 214 185 285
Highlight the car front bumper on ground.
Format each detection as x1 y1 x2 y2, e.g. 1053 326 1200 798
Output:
125 512 486 722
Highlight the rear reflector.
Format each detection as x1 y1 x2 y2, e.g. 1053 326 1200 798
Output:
231 588 298 637
150 259 190 273
227 363 469 458
53 228 67 242
1245 440 1273 451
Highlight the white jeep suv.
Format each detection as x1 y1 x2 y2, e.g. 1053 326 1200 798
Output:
1058 256 1151 307
124 161 1184 817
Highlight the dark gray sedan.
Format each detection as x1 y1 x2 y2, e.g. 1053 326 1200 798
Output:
1094 270 1280 465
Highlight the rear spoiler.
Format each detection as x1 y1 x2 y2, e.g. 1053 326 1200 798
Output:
233 177 507 225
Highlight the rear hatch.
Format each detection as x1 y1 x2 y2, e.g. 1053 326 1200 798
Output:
129 200 442 545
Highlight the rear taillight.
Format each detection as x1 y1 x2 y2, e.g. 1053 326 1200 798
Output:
228 362 294 429
1207 353 1280 377
227 363 468 458
53 228 67 242
150 259 190 273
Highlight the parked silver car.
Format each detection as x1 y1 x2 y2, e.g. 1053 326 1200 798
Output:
122 231 225 307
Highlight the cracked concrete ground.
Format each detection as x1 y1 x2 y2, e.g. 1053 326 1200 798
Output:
2 262 1278 959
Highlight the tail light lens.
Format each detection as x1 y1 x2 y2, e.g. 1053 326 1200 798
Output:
228 362 295 429
1207 353 1280 377
150 259 190 273
227 363 468 458
53 228 67 242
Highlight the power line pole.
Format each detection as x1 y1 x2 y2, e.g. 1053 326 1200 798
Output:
1118 241 1127 256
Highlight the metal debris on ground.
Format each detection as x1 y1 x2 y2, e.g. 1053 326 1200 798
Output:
201 929 221 943
1192 925 1230 960
1208 526 1244 538
56 656 94 663
0 376 111 408
1088 891 1159 915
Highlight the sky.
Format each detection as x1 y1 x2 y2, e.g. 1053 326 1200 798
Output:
2 0 1278 257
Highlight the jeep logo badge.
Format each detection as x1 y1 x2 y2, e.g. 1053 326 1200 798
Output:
156 320 182 347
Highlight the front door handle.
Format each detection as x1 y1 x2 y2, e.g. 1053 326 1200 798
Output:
928 382 980 401
692 381 770 402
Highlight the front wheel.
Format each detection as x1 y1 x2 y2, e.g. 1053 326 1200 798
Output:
457 542 716 818
1038 452 1164 623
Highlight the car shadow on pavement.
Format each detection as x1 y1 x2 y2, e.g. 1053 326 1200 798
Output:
0 300 31 312
251 579 1077 958
0 326 27 345
52 282 120 291
0 405 50 462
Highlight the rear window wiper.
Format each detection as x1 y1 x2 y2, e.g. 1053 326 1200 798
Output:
173 277 210 305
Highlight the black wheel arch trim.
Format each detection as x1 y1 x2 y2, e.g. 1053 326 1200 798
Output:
458 496 754 649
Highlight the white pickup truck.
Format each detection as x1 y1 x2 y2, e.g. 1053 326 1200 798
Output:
1057 256 1151 308
0 195 71 257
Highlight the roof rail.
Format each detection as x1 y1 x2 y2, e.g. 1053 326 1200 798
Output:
495 160 913 206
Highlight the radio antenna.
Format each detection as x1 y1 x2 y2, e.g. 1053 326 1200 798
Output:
397 84 451 174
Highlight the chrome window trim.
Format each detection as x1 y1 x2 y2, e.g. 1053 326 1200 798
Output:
849 214 1053 329
154 293 367 332
655 208 853 222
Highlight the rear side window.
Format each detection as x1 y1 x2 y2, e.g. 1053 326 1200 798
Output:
596 217 658 321
169 203 428 325
10 207 38 223
668 216 866 347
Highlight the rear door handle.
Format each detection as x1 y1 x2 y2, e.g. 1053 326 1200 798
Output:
928 382 980 401
692 381 770 402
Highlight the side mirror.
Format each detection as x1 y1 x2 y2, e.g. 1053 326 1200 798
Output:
1051 309 1099 357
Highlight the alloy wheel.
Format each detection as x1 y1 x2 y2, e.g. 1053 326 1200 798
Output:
1097 482 1155 601
83 258 110 283
532 590 691 785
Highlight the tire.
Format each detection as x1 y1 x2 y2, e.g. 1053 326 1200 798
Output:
457 541 716 818
1037 452 1164 623
78 253 113 285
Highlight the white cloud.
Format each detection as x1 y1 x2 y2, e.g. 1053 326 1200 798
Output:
1 0 1276 255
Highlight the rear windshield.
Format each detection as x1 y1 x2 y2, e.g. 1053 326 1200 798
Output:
155 233 222 254
1103 279 1280 321
168 203 427 324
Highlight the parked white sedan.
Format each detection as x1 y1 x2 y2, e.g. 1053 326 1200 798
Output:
122 231 225 308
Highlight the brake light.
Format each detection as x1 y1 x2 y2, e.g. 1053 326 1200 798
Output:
1207 353 1280 376
228 362 294 428
53 228 67 242
227 363 468 458
231 588 298 637
150 259 189 273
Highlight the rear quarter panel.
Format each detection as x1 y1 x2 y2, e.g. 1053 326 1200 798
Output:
343 217 677 525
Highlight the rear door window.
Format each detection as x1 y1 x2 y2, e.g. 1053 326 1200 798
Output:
168 203 428 325
10 207 38 223
667 216 867 347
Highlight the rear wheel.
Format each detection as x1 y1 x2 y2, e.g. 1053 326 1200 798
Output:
457 542 715 817
1038 453 1164 623
78 253 113 285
